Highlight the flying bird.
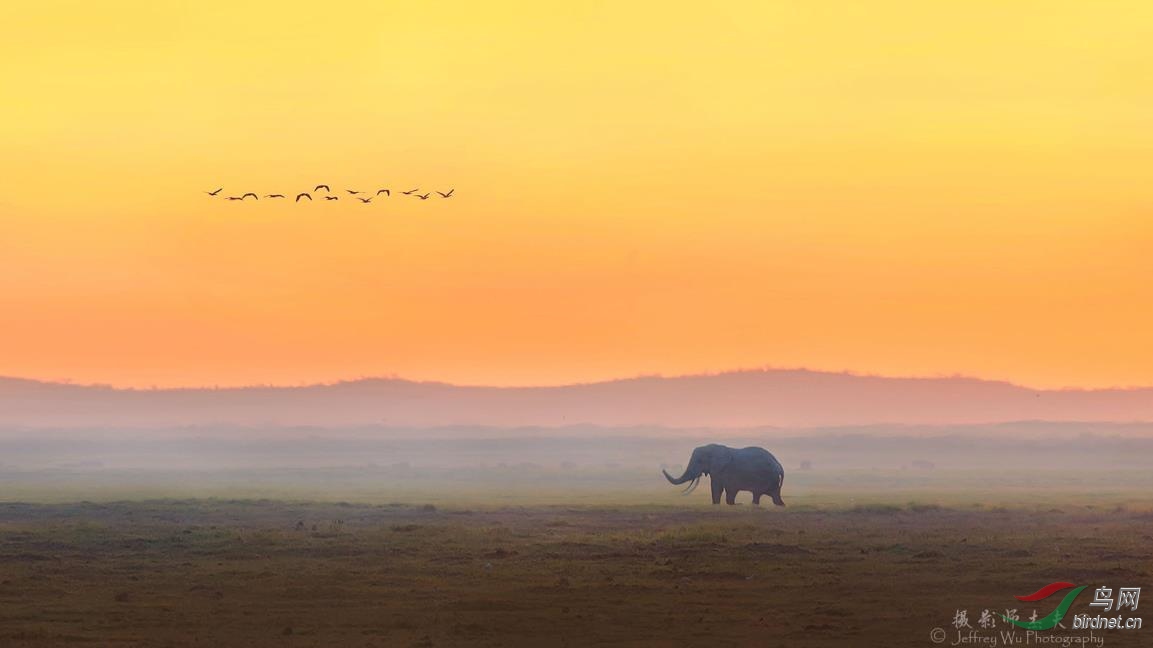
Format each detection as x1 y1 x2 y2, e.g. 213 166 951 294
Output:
205 188 223 196
415 193 431 200
265 194 285 199
401 188 420 195
436 189 454 198
225 196 243 201
356 197 372 203
295 193 312 202
315 184 331 192
346 189 363 195
325 196 339 201
376 189 391 196
241 193 258 200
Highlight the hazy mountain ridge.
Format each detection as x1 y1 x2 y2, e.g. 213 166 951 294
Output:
2 370 1151 428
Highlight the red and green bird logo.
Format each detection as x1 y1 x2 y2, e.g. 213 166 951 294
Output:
1003 582 1087 630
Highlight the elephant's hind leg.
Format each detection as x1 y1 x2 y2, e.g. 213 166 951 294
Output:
752 493 762 506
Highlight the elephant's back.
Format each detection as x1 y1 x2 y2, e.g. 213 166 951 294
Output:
740 446 784 471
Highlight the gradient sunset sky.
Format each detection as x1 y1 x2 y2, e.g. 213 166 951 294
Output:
1 1 1150 389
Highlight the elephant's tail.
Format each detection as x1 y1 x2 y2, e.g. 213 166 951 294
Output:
772 469 786 507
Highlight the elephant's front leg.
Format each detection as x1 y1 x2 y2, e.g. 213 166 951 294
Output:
710 479 723 505
724 488 738 505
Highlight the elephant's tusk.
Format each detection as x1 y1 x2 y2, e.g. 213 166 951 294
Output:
682 476 700 495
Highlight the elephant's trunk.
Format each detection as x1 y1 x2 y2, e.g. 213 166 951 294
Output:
662 468 694 485
664 451 703 493
663 463 703 496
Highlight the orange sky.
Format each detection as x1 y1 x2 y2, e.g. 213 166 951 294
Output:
1 1 1150 389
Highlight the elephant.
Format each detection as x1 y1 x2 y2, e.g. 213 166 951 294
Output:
662 444 785 506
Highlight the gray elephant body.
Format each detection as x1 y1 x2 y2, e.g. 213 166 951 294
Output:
663 443 785 506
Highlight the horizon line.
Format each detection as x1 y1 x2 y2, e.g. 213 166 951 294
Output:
4 366 1152 394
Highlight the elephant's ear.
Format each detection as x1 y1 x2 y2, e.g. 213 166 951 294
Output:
707 447 733 474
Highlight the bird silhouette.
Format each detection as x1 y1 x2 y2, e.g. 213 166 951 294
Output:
376 189 391 196
356 197 372 203
324 196 339 201
315 184 331 192
401 188 420 195
265 194 285 199
346 189 362 195
415 193 431 200
295 193 312 202
205 188 223 196
241 193 258 200
437 189 454 198
225 196 243 201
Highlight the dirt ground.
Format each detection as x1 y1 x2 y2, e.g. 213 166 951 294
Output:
0 499 1148 647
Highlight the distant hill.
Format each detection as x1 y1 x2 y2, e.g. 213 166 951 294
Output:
1 370 1151 428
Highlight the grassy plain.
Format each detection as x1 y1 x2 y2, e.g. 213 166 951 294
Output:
0 471 1150 647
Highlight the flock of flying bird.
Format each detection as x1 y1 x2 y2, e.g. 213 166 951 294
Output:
205 185 454 203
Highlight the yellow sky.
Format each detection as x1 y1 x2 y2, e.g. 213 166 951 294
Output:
1 1 1150 389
